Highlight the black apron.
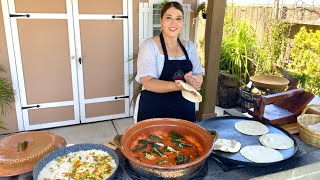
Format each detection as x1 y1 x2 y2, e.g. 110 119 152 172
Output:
137 33 195 122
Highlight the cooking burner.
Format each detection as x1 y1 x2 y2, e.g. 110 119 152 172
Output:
124 159 209 180
113 165 125 180
210 155 246 172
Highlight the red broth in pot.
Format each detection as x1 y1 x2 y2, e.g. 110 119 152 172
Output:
129 130 203 166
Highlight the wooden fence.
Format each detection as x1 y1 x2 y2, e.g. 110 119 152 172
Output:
231 5 320 38
195 5 320 66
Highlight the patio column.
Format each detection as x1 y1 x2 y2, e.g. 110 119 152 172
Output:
197 0 226 121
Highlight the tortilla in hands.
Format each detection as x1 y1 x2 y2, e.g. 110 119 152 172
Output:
176 80 202 103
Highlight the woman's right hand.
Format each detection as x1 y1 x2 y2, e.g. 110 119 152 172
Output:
141 76 185 93
184 72 202 91
175 81 185 91
175 81 198 97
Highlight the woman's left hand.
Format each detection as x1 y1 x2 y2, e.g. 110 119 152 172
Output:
184 72 202 91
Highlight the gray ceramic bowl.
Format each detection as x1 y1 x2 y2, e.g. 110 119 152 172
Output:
33 144 119 180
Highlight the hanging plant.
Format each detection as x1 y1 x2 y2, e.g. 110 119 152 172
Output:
0 65 15 129
196 2 207 19
159 0 169 9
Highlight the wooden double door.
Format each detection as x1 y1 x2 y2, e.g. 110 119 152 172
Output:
1 0 132 130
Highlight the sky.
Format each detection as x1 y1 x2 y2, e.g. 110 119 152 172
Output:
217 0 320 5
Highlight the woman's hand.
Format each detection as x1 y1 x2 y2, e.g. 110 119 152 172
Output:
141 76 184 93
175 81 186 91
184 72 203 91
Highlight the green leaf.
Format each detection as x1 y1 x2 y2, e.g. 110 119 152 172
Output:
0 65 15 129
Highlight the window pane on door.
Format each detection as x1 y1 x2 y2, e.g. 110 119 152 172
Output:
14 0 66 13
80 20 124 99
17 19 73 104
29 106 74 125
85 101 125 118
78 0 123 14
153 27 161 36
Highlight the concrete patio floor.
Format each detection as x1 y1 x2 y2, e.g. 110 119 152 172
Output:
49 117 134 144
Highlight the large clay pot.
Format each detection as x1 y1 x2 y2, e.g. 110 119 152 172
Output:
115 118 216 179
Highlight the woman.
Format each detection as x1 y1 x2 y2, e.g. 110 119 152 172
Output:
135 1 204 122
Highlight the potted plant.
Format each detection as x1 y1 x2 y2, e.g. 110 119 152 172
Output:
196 2 207 19
0 65 15 129
217 15 258 108
282 70 308 88
159 0 169 9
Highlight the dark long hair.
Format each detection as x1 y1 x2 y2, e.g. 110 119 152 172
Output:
160 1 184 18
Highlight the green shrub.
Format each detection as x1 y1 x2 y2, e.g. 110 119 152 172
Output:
255 19 291 75
288 27 320 95
220 18 258 85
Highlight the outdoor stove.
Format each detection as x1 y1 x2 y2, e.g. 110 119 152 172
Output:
1 142 315 180
121 159 209 180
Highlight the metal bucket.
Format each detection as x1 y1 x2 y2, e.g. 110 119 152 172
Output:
239 86 254 113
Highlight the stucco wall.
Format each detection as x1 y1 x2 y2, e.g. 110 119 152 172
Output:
0 1 19 134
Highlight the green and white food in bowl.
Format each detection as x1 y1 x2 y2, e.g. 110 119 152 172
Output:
33 144 119 180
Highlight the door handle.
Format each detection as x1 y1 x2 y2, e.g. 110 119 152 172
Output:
22 105 40 110
78 57 82 64
114 96 129 100
10 14 30 18
112 15 128 19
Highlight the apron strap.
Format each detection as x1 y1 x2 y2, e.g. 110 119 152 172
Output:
178 38 190 60
159 32 169 61
160 32 190 61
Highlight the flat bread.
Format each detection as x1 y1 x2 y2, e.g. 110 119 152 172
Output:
214 139 241 153
176 80 202 103
176 80 195 91
308 122 320 132
181 90 202 103
240 145 283 163
235 121 269 135
259 133 294 149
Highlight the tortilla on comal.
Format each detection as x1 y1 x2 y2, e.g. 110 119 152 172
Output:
235 121 269 136
240 145 283 163
259 133 294 150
